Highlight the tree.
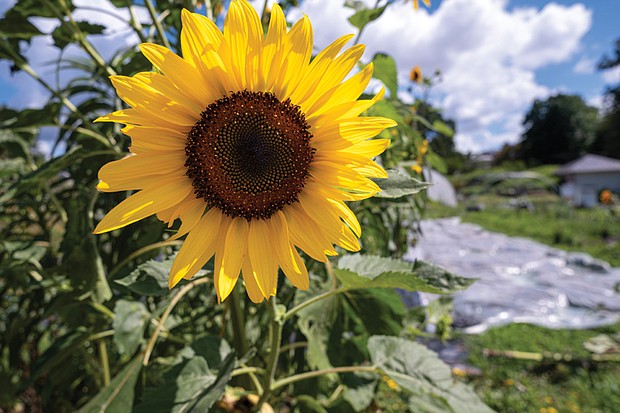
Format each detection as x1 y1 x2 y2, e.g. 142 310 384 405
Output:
519 94 598 165
592 38 620 159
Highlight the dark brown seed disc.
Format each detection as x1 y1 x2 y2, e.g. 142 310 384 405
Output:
185 90 314 220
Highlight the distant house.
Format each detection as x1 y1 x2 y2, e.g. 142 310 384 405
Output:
556 154 620 207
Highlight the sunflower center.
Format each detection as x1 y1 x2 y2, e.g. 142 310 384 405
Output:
185 91 314 220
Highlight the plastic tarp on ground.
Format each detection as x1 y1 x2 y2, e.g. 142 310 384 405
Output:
405 218 620 333
424 168 458 207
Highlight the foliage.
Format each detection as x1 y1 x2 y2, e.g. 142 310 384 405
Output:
592 37 620 159
426 193 620 267
463 322 620 413
0 0 492 412
519 94 599 165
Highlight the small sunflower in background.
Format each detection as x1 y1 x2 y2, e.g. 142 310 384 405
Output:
411 0 431 11
600 189 614 205
411 139 429 174
94 0 395 303
410 65 423 83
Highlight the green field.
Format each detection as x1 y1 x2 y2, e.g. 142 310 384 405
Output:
424 170 620 413
464 323 620 413
426 193 620 267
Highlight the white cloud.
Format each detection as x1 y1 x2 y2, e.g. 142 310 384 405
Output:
574 57 596 74
1 0 148 109
292 0 592 153
602 66 620 85
2 0 594 154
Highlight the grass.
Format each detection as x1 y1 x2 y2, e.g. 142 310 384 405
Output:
422 169 620 413
463 323 620 413
425 194 620 267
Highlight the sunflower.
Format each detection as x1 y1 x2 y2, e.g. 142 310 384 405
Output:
94 0 395 303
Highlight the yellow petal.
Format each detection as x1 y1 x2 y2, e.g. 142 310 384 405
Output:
110 76 197 126
283 203 335 262
169 198 207 241
168 208 222 288
310 160 381 192
242 258 266 303
313 117 397 150
301 44 365 115
314 150 388 179
260 3 287 92
96 108 183 130
298 187 360 251
248 218 278 298
216 217 248 301
236 0 263 90
98 151 186 191
133 72 202 115
290 33 354 107
328 198 362 238
220 0 249 91
122 125 187 152
94 177 192 234
267 211 309 290
309 62 374 118
180 9 223 66
139 43 219 107
274 15 313 100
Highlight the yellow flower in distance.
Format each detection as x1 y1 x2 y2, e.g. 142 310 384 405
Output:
409 65 423 83
94 0 395 303
412 0 431 11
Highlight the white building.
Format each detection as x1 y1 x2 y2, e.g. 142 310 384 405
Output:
557 154 620 207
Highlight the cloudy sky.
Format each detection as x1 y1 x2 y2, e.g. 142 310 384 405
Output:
1 0 619 153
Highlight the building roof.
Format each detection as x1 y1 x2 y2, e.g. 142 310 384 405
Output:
556 154 620 175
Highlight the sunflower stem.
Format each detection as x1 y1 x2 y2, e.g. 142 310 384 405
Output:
145 0 172 50
271 366 378 390
97 339 111 387
204 0 214 21
283 287 346 321
126 1 148 43
260 0 270 29
353 0 383 45
108 239 183 279
233 364 265 394
44 0 117 77
229 284 250 357
255 297 283 411
143 277 211 366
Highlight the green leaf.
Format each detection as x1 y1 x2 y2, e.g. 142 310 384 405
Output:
373 168 429 199
0 11 42 40
432 120 454 138
348 5 387 31
342 372 378 412
52 21 105 50
134 353 236 413
372 53 398 98
114 258 172 296
13 0 75 18
294 395 328 413
14 145 84 190
60 196 112 303
335 255 475 294
113 300 149 356
294 283 340 370
76 355 142 413
343 289 405 336
368 336 495 413
426 152 448 174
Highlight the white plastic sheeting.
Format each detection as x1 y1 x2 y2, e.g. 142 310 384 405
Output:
424 168 458 207
406 218 620 333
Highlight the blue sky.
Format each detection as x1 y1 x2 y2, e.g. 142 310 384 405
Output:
1 0 619 153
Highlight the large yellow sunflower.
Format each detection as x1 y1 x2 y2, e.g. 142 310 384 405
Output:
94 0 395 303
